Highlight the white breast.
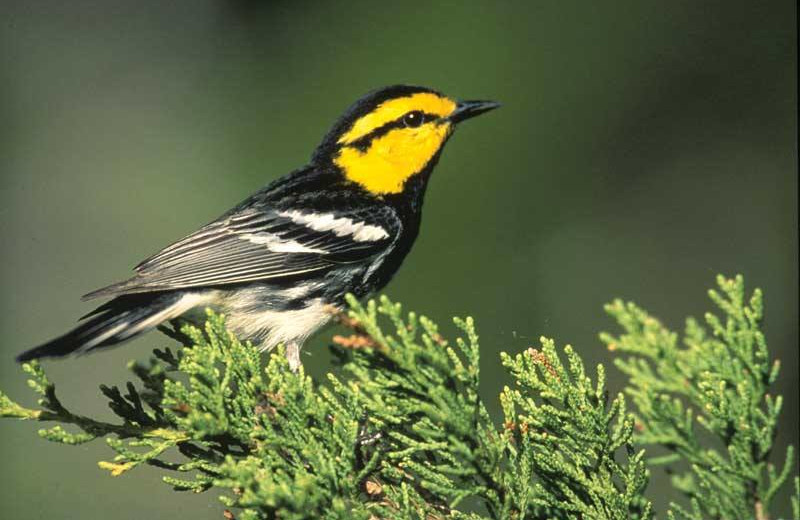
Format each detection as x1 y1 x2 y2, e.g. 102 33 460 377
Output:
223 297 334 352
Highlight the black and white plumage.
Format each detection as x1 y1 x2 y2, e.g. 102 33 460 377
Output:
17 85 499 368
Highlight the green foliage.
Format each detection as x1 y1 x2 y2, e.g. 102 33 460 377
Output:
600 274 796 520
498 340 650 519
1 275 796 519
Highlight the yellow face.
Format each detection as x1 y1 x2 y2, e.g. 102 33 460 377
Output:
334 92 458 195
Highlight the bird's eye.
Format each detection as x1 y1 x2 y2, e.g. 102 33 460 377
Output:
402 111 425 128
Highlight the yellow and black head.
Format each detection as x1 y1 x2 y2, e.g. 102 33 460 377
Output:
314 85 499 196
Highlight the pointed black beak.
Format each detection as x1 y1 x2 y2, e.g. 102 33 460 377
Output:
448 100 501 123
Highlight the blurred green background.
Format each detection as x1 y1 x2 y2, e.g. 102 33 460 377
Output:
1 1 796 518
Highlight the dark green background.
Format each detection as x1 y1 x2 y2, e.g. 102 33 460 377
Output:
1 1 796 518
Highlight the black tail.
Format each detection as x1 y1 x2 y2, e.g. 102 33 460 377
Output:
16 293 188 363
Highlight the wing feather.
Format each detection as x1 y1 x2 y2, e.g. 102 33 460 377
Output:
83 206 399 299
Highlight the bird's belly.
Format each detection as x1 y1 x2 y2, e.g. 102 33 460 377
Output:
226 298 334 351
216 284 339 351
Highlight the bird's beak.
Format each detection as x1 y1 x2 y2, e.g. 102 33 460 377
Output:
447 100 501 123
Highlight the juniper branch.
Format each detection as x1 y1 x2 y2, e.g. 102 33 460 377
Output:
1 274 795 519
601 274 796 520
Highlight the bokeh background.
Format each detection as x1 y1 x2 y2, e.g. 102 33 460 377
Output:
1 1 796 518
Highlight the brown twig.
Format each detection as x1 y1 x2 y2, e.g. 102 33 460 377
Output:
332 334 376 349
755 500 768 520
527 348 560 381
327 306 389 353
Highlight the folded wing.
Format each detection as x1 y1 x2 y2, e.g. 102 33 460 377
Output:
83 206 398 300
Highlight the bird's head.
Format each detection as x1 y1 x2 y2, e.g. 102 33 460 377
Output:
314 85 499 196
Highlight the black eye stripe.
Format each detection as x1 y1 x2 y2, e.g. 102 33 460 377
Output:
348 112 440 151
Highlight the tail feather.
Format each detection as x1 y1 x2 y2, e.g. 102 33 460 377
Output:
16 292 210 363
81 279 139 301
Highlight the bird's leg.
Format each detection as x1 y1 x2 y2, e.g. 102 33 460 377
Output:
285 341 302 372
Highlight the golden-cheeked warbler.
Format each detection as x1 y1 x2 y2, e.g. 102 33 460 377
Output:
17 85 499 369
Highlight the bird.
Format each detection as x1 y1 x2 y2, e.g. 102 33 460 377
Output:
16 85 499 370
